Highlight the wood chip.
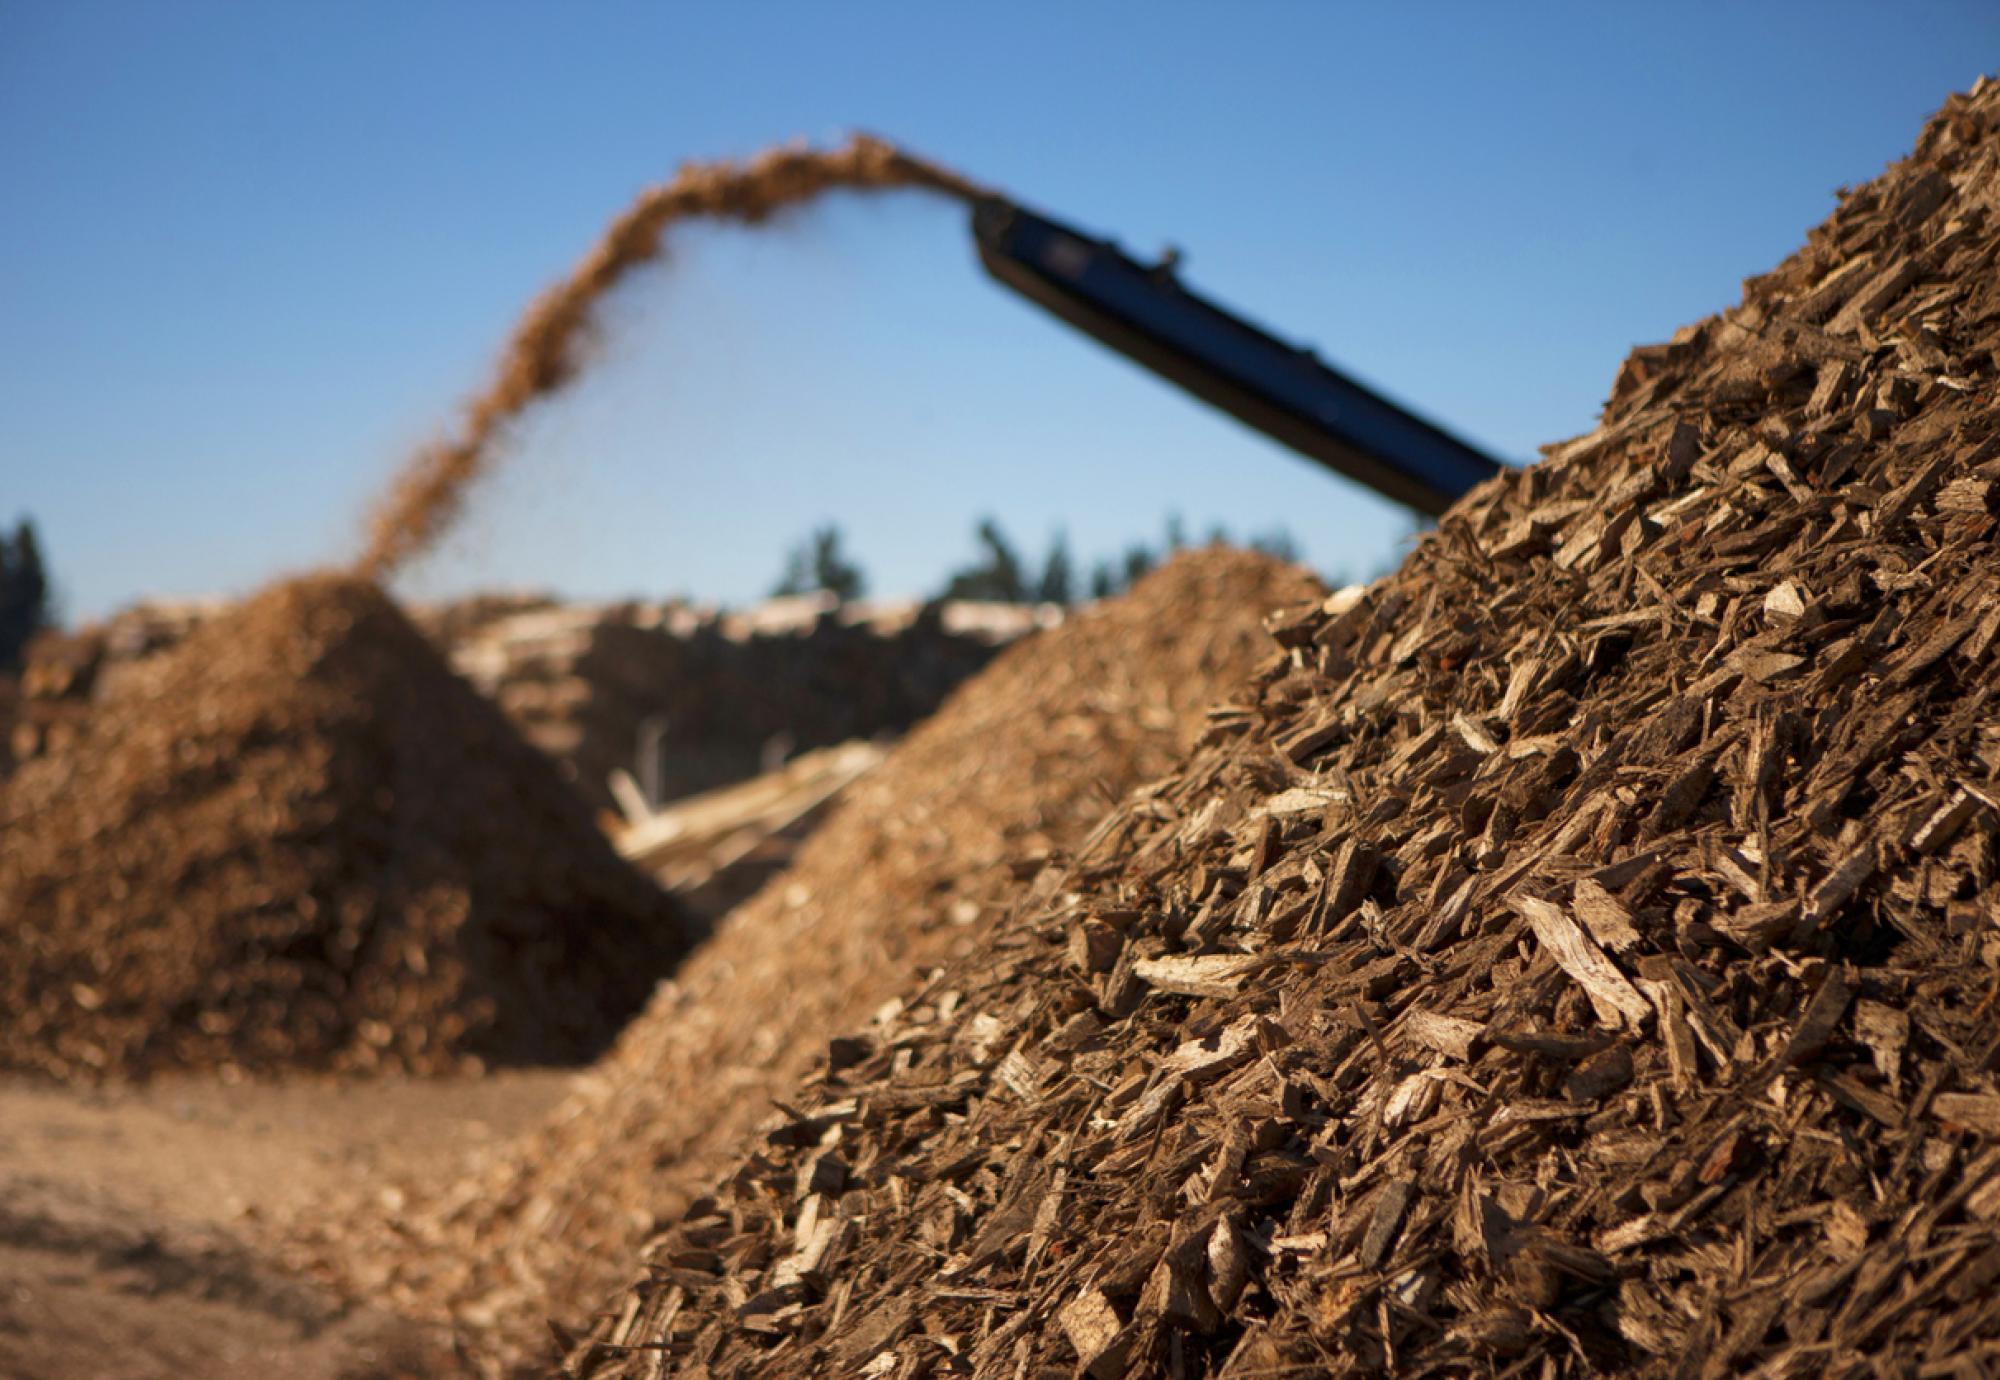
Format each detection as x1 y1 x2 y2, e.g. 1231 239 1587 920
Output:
1514 896 1653 1031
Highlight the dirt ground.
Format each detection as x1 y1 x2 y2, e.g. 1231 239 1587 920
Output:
0 1070 569 1379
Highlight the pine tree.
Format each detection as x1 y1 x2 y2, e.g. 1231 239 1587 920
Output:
771 524 865 602
940 518 1028 602
1249 526 1301 561
1120 543 1156 589
0 519 51 672
771 543 811 597
809 526 865 602
1035 530 1075 606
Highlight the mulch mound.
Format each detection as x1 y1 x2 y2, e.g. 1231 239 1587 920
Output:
0 575 691 1081
294 549 1322 1369
571 81 2000 1377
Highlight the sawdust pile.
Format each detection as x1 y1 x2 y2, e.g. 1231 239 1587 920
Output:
356 135 984 579
568 82 2000 1377
0 576 692 1081
295 549 1322 1368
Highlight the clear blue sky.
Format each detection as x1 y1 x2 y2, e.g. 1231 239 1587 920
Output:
4 3 1994 619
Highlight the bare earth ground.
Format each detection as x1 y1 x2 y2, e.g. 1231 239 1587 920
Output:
0 1071 570 1379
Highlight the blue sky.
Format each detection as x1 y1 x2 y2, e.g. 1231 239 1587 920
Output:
3 3 1995 618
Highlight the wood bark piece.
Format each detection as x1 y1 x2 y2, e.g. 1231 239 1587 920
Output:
1780 966 1856 1068
1402 1008 1486 1061
1059 1290 1133 1378
1132 954 1265 999
1514 896 1653 1030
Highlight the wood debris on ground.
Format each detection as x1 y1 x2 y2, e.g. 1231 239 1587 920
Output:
615 739 888 920
567 81 2000 1378
435 594 1033 815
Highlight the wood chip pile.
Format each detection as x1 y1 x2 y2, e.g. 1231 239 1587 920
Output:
0 575 693 1081
4 598 220 771
0 673 18 777
568 83 2000 1377
440 595 1029 815
292 549 1321 1371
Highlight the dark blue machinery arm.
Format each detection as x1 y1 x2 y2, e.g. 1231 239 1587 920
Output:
970 196 1502 516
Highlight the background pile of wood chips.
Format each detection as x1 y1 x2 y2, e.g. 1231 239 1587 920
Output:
0 575 691 1081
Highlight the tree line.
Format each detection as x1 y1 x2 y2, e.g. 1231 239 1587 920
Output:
0 518 52 672
771 514 1306 606
0 509 1325 671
